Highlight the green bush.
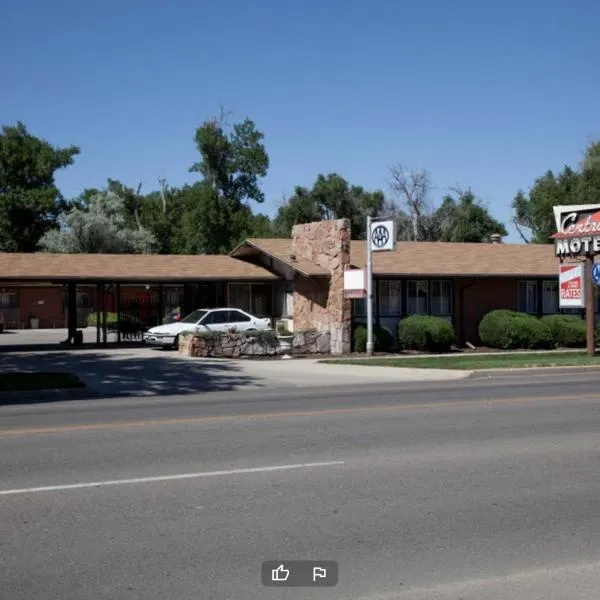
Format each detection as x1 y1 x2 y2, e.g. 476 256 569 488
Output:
478 310 553 349
353 324 394 353
540 314 586 348
277 322 293 336
87 312 116 327
397 315 455 353
86 312 140 330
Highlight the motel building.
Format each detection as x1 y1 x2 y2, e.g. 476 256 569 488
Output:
0 219 586 354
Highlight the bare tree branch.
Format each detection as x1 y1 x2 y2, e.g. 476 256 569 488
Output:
512 217 531 243
388 164 433 241
158 177 168 215
134 182 142 229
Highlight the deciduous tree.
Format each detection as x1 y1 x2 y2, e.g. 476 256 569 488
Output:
432 187 507 242
0 122 79 251
186 113 270 252
388 164 433 241
273 173 386 238
39 189 156 253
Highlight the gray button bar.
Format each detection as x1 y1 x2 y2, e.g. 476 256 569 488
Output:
261 561 338 587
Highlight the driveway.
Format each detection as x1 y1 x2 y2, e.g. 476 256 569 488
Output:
0 343 469 398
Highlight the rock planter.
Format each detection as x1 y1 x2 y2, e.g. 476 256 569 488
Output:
179 331 279 358
179 330 332 358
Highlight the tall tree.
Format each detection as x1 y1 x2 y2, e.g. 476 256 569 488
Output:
0 122 79 251
187 114 270 252
388 164 433 241
512 166 582 243
578 140 600 206
138 179 186 254
39 189 156 253
272 187 325 236
432 188 508 242
273 173 386 238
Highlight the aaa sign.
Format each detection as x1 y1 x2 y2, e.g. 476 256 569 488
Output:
559 263 584 308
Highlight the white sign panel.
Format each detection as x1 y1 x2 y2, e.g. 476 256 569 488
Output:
343 269 367 298
369 220 395 252
559 263 585 308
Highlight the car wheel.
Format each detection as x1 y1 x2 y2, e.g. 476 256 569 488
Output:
172 335 179 350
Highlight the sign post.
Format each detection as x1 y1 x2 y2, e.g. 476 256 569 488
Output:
552 203 600 357
366 216 396 356
586 256 595 357
366 216 373 355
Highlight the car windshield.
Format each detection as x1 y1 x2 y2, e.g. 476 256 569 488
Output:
180 309 208 324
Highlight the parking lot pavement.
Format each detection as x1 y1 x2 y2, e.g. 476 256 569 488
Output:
0 327 130 348
0 337 470 398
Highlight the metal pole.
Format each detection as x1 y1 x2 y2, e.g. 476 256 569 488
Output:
366 215 374 356
585 255 596 357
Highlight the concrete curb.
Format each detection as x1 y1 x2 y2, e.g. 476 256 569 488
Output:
472 365 600 377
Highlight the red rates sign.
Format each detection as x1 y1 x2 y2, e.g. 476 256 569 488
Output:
559 263 584 308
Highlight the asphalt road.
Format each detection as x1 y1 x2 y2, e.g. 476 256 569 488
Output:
2 371 600 599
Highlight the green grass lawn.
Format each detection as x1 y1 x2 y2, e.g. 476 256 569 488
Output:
0 372 86 392
320 351 600 370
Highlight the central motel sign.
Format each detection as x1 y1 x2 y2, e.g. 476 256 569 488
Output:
552 203 600 355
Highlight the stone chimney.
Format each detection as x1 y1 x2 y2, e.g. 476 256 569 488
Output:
490 233 503 244
291 219 351 355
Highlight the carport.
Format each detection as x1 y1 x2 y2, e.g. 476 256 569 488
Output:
0 252 280 346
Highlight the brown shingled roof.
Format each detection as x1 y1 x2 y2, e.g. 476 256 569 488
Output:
0 253 279 281
232 238 561 278
350 241 559 277
230 239 329 276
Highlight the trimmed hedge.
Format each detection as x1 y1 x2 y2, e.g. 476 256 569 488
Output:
397 315 455 353
478 310 553 350
353 324 394 353
540 314 586 348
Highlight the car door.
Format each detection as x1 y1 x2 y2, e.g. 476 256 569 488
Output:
198 310 229 332
227 309 254 332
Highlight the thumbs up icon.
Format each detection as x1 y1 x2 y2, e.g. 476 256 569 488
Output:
271 564 290 582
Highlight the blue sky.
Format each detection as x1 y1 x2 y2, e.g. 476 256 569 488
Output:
2 0 598 242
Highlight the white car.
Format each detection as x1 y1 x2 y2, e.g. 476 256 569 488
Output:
143 307 272 348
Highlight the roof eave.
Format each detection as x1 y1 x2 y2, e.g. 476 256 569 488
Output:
0 275 280 282
232 240 328 278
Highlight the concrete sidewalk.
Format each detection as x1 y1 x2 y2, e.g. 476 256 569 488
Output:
0 346 470 399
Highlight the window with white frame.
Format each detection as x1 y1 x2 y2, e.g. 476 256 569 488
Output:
431 280 452 315
378 280 402 315
407 280 428 314
518 280 538 314
541 280 558 314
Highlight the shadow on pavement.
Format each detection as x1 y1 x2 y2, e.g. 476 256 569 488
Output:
0 342 148 353
0 349 264 404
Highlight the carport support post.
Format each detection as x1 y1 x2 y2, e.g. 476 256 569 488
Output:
95 284 101 345
67 282 77 344
366 215 374 356
101 283 107 346
158 283 163 328
116 282 121 344
585 255 596 357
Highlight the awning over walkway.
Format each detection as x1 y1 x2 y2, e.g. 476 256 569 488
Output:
0 253 279 282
